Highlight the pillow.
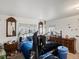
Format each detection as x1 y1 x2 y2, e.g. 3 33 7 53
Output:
21 37 27 42
27 36 33 41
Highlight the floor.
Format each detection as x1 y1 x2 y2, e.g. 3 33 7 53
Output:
7 52 24 59
67 53 79 59
7 52 79 59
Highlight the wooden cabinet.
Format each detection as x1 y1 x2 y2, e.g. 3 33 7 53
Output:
49 36 76 54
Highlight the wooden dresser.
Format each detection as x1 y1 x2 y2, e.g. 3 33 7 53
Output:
49 36 76 54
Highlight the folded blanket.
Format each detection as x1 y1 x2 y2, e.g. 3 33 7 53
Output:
39 51 59 59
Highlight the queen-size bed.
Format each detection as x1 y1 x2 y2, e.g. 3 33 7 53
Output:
19 36 61 59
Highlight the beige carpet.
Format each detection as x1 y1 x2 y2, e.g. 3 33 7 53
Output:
67 53 79 59
7 52 24 59
7 52 79 59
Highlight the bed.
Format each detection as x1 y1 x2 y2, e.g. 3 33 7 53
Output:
19 36 61 59
19 36 33 59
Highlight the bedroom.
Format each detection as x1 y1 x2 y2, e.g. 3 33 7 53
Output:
0 0 79 59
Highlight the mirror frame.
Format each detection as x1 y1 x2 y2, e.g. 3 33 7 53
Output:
6 17 16 37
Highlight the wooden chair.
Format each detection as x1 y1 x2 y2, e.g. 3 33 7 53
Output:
4 42 18 56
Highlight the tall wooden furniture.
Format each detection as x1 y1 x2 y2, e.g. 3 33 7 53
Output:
49 36 76 54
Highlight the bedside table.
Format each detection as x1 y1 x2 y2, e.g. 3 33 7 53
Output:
0 49 6 59
4 42 18 56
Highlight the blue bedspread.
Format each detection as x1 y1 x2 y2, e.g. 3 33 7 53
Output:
20 37 61 59
20 41 33 59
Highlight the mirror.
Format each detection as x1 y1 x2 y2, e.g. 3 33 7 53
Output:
6 17 16 37
38 21 43 35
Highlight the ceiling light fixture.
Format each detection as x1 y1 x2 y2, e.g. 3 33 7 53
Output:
67 4 79 11
74 4 79 10
76 7 79 10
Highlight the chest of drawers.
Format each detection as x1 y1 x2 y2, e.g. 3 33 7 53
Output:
49 36 76 54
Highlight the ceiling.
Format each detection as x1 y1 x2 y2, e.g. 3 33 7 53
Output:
0 0 79 20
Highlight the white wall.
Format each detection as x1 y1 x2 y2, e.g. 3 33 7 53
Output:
0 15 38 44
47 14 79 53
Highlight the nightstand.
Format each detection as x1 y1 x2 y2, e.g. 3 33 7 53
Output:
4 42 18 56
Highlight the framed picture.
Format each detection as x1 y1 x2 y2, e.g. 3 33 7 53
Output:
6 17 16 37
